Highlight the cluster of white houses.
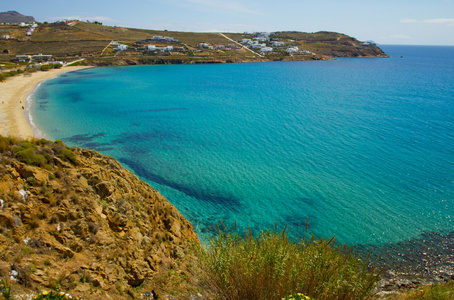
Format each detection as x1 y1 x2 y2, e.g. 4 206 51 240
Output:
113 36 179 52
150 36 178 42
240 34 274 53
0 22 38 38
147 45 174 52
240 33 310 54
19 22 38 36
199 43 239 50
112 43 175 53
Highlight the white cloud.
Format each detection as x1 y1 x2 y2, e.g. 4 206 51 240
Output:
401 18 454 24
184 0 264 15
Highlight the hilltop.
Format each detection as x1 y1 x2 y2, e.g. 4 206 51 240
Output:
0 11 35 24
0 16 387 66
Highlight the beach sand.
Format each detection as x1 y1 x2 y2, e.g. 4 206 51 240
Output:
0 66 90 140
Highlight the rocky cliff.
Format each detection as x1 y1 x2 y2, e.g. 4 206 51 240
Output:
0 137 198 299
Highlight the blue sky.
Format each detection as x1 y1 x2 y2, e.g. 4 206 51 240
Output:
4 0 454 45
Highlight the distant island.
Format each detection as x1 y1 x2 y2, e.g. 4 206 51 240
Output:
0 11 388 67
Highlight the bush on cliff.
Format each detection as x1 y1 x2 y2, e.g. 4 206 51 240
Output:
194 223 379 300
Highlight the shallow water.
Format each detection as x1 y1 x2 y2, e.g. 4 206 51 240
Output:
31 45 454 247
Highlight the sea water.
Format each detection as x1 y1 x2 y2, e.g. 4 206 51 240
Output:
30 45 454 247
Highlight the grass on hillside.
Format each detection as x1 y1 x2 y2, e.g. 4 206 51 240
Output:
192 222 380 300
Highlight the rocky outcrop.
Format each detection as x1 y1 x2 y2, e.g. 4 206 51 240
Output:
0 138 198 299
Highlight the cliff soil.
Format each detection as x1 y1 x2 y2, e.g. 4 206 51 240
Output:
0 137 199 299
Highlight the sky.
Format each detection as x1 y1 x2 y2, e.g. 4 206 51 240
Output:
4 0 454 45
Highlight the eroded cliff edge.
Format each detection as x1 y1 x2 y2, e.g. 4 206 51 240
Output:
0 138 198 299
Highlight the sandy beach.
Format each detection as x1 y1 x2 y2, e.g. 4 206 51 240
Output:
0 66 90 140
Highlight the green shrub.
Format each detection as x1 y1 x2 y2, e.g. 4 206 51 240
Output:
195 225 379 300
0 136 13 152
1 278 12 300
14 146 46 166
58 148 76 163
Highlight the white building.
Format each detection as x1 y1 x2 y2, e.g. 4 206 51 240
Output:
147 45 157 51
286 47 299 54
32 54 53 61
199 43 210 48
271 41 285 47
155 46 173 52
152 36 163 40
254 37 269 42
241 39 252 44
251 43 266 49
115 44 128 51
16 55 32 62
1 35 11 40
260 47 273 53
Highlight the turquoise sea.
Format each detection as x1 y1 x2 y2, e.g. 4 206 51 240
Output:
29 45 454 249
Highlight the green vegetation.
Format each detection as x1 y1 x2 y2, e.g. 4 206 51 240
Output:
192 223 379 300
39 64 62 71
383 281 454 299
2 136 77 168
1 278 13 300
0 65 42 81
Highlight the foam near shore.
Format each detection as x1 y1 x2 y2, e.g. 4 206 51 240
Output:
0 66 90 139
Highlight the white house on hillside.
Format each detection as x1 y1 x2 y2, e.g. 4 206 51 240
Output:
271 41 285 47
286 46 299 54
32 54 53 61
115 44 128 51
260 47 273 53
16 55 32 62
251 43 266 49
254 37 270 42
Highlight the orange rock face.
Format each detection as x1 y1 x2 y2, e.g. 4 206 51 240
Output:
0 138 198 299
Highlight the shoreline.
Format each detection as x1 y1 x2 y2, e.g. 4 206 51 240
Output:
0 66 91 140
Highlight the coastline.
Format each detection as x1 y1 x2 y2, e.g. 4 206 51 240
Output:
0 66 91 140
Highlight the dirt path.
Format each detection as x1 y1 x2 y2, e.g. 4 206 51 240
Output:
219 33 264 58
